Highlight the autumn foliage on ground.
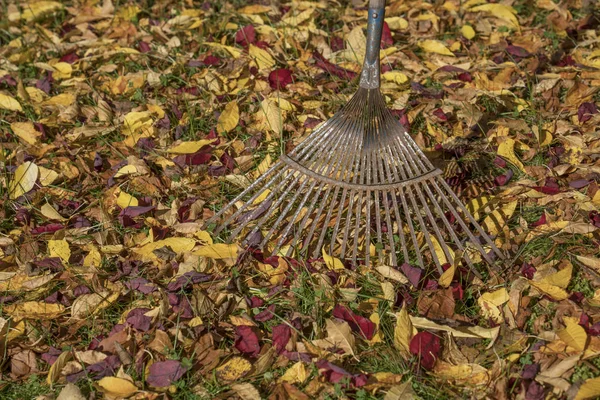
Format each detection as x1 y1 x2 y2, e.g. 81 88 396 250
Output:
1 0 600 399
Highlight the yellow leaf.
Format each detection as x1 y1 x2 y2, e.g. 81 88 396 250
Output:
122 111 153 135
41 203 65 221
83 246 102 267
21 1 64 21
470 4 520 28
557 318 587 352
322 248 344 270
39 166 59 186
575 376 600 400
465 196 492 219
215 357 253 382
497 137 525 172
134 238 197 259
71 292 119 319
346 26 367 63
259 98 283 136
47 351 72 386
194 243 239 259
279 362 308 384
217 101 239 134
313 319 356 356
10 122 40 145
383 71 409 85
97 377 138 397
205 42 242 58
238 4 271 14
542 261 572 289
385 17 408 30
461 25 476 39
482 200 517 235
167 139 215 154
52 62 72 80
0 93 23 112
369 313 383 344
394 305 414 358
249 44 275 70
529 280 569 301
257 258 289 285
439 263 456 288
376 265 408 284
5 301 65 319
116 191 139 209
478 288 509 323
577 255 600 274
419 40 455 56
9 161 39 199
194 230 213 245
48 239 71 263
43 93 75 107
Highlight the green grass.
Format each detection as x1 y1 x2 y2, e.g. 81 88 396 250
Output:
0 375 52 399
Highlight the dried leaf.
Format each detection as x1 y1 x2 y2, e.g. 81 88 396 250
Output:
0 93 23 111
97 377 138 397
419 40 455 56
9 161 39 199
217 101 239 134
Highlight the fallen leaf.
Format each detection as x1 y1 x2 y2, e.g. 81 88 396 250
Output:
97 377 138 397
217 101 239 134
215 357 253 382
0 93 23 111
322 248 345 270
419 40 455 56
9 161 39 199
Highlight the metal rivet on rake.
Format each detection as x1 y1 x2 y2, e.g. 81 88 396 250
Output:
204 0 506 274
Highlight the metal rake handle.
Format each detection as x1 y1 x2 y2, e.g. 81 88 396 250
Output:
360 0 386 89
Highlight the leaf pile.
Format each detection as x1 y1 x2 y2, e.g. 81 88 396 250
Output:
1 0 600 399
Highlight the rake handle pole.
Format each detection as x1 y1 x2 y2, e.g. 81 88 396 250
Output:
360 0 386 89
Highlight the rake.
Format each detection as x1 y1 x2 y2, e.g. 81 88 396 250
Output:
205 0 505 275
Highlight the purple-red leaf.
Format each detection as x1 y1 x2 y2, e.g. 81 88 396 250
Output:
235 25 256 47
409 331 441 370
332 305 375 340
146 360 187 387
400 263 423 288
505 45 531 58
380 22 393 48
234 326 261 357
312 51 357 80
578 102 598 123
269 69 293 90
272 324 291 353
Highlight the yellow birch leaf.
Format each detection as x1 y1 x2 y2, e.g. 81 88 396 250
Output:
557 318 587 352
5 301 65 319
483 200 517 235
466 195 493 219
385 17 409 30
376 265 409 284
43 93 75 107
0 93 23 111
238 5 271 14
215 357 252 382
168 139 215 154
217 101 239 134
478 288 509 323
439 263 456 288
529 280 569 301
9 161 38 199
194 243 239 259
461 25 476 39
194 230 213 245
259 98 283 136
205 42 242 58
83 246 102 267
116 191 139 209
369 313 383 344
10 122 40 145
279 362 308 384
47 351 72 385
48 239 71 263
39 166 59 186
322 248 344 270
134 238 196 259
470 4 520 28
575 376 600 400
40 203 65 221
498 137 525 172
249 45 275 70
97 377 138 397
346 26 367 63
383 71 409 85
21 1 64 21
419 40 455 56
122 111 153 135
114 165 139 178
52 62 72 79
542 261 572 289
577 256 600 274
394 305 414 358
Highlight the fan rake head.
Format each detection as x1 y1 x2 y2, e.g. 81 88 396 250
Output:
204 0 506 276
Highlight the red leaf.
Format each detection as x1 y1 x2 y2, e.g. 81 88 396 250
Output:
332 305 375 340
409 331 441 370
530 213 546 227
268 69 293 90
138 41 151 53
578 102 598 123
272 324 291 353
380 22 393 48
146 360 187 387
234 326 261 357
400 263 423 288
312 51 357 80
235 25 256 47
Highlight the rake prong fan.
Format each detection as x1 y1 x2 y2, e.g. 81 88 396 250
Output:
205 0 506 275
